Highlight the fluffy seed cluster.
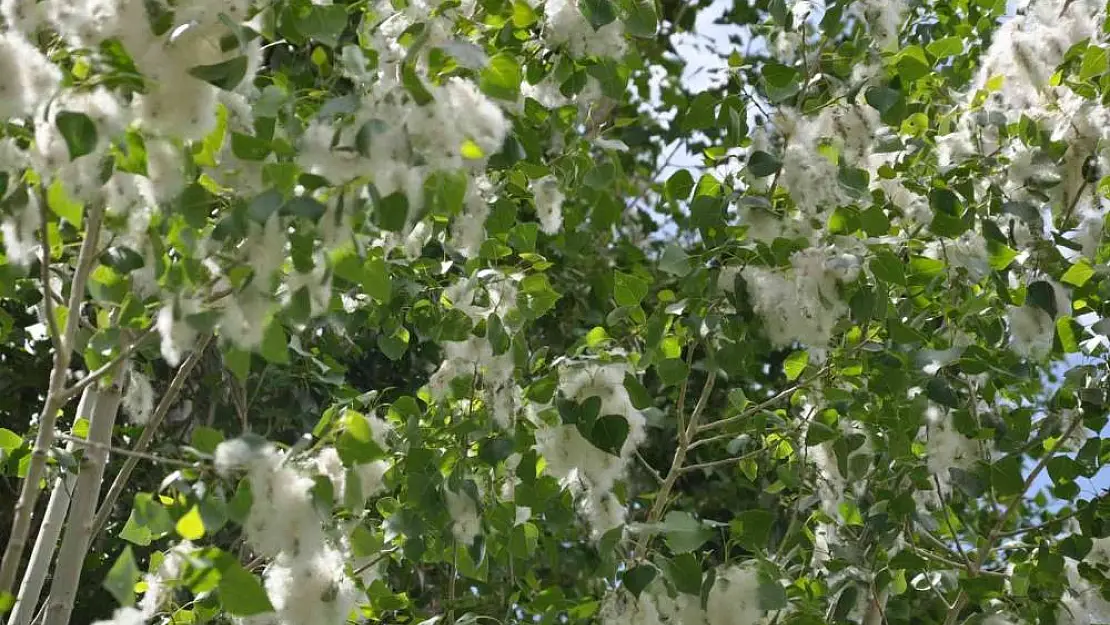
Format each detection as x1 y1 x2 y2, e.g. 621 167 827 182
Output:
427 273 522 429
739 247 860 349
532 361 647 536
214 419 393 625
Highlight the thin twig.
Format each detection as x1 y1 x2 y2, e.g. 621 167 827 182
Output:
698 366 828 434
632 365 717 560
680 445 765 474
635 451 664 486
38 198 61 355
54 434 198 469
941 413 1086 625
90 334 212 540
60 325 158 401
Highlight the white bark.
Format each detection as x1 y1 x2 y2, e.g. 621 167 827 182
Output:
41 382 123 625
6 389 99 625
0 202 106 598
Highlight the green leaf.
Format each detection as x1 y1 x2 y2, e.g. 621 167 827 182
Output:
613 271 649 307
248 189 284 223
870 249 906 286
623 374 652 409
622 565 657 599
1058 316 1079 353
748 151 782 177
926 36 964 59
103 547 140 607
656 358 689 387
231 132 271 161
663 553 702 595
175 505 205 540
622 0 658 37
665 170 694 201
1081 44 1109 81
865 86 902 114
480 54 522 101
363 258 393 303
587 414 629 455
336 410 387 464
402 63 434 105
758 579 788 610
54 112 98 160
376 192 409 232
783 350 808 381
0 428 20 450
1061 259 1095 287
987 239 1018 271
218 560 274 616
585 326 609 348
188 56 249 90
895 45 931 82
991 456 1024 498
661 511 714 553
761 62 800 102
191 426 225 455
378 326 410 360
732 509 774 550
659 244 691 276
1027 281 1058 318
259 320 291 365
579 0 618 29
47 178 84 227
224 346 251 382
300 4 348 47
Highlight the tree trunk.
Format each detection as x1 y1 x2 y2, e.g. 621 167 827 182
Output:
41 381 122 625
6 389 99 625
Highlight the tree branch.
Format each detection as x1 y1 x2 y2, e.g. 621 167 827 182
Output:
90 334 212 539
941 413 1086 625
59 325 157 402
632 364 716 560
0 201 106 600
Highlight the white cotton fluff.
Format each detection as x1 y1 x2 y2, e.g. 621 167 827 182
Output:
1 193 42 267
1059 556 1110 625
449 177 495 257
706 565 767 625
263 548 358 625
445 489 482 544
924 230 991 281
135 78 220 142
741 248 855 348
924 403 980 500
542 0 626 58
404 221 433 259
138 541 194 617
532 362 646 536
0 32 61 119
803 407 872 517
214 438 272 477
220 290 273 350
531 176 564 235
1007 305 1055 360
91 607 147 625
851 0 908 50
123 366 155 425
144 139 187 202
156 301 200 367
243 456 327 558
601 581 708 625
247 215 287 287
2 0 43 34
